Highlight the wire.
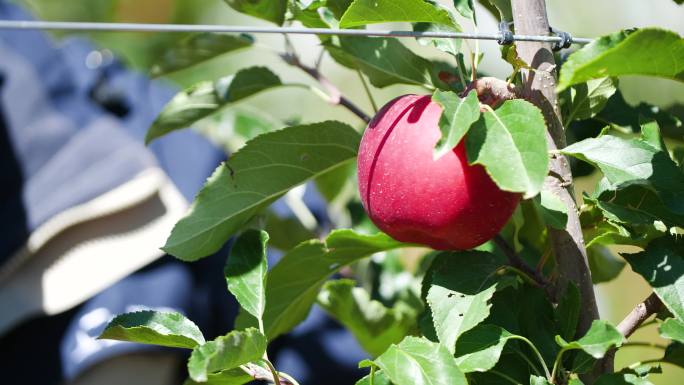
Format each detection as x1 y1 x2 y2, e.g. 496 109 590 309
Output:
0 20 593 44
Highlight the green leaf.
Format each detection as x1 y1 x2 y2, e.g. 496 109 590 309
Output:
453 324 517 373
623 236 684 321
183 368 252 385
356 370 392 385
660 318 684 343
466 99 549 198
317 279 418 357
374 336 467 385
562 134 684 215
561 77 617 124
530 375 552 385
556 320 624 358
264 230 406 339
163 121 360 261
432 91 480 159
264 211 317 251
187 328 266 382
428 284 497 354
558 28 684 92
225 230 269 322
594 373 654 385
314 160 354 202
223 0 287 25
587 245 626 284
150 33 254 77
594 89 683 136
325 37 435 88
414 22 462 57
479 0 513 21
453 0 474 19
554 282 581 341
539 188 568 230
99 311 205 349
663 342 684 368
339 0 458 29
146 67 284 144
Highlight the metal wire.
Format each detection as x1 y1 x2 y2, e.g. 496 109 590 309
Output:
0 20 594 44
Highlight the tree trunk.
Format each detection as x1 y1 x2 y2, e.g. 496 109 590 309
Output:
510 0 610 381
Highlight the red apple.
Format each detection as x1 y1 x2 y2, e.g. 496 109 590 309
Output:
357 94 520 250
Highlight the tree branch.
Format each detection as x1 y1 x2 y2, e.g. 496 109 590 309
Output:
280 52 372 124
617 292 663 339
493 235 549 289
511 0 605 379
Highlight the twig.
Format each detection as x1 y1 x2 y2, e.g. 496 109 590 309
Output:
242 363 295 385
617 292 663 338
280 52 371 123
493 235 548 288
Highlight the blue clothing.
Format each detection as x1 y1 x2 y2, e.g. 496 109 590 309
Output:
0 2 366 384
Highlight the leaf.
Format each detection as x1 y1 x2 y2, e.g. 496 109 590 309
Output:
501 44 531 73
622 236 684 321
663 342 684 368
428 284 497 354
317 279 418 357
594 89 683 135
146 67 284 144
587 245 626 284
554 282 581 341
556 320 624 358
431 91 480 159
163 121 360 261
325 37 435 88
453 324 517 373
223 0 287 25
264 230 406 339
594 373 654 385
183 368 252 385
530 375 552 385
264 211 317 251
562 77 617 124
356 370 392 385
314 159 354 202
660 318 684 343
339 0 458 29
562 134 684 215
557 28 684 92
414 22 462 57
480 0 513 21
466 99 549 198
374 336 467 385
453 0 474 19
150 33 254 77
187 328 266 382
99 311 205 349
539 188 568 230
225 230 268 321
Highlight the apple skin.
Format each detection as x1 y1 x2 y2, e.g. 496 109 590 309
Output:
357 94 520 250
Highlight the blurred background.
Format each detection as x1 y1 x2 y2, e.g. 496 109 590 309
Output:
2 0 683 384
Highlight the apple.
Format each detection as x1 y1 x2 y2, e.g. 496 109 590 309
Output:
357 94 520 250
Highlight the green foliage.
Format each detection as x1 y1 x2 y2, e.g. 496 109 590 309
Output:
554 283 581 342
466 99 549 198
561 77 617 125
162 121 360 261
453 324 518 373
317 279 419 357
660 318 684 343
263 230 406 339
223 0 287 25
183 368 252 385
432 90 480 159
414 22 463 57
587 245 626 284
150 33 254 77
339 0 458 29
188 328 266 382
146 67 285 144
556 320 624 359
224 230 268 322
623 237 684 321
372 336 467 385
98 311 205 349
558 29 684 92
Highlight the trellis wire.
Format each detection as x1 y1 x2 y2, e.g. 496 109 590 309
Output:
0 20 593 44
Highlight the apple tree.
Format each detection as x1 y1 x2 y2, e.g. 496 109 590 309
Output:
99 0 684 384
